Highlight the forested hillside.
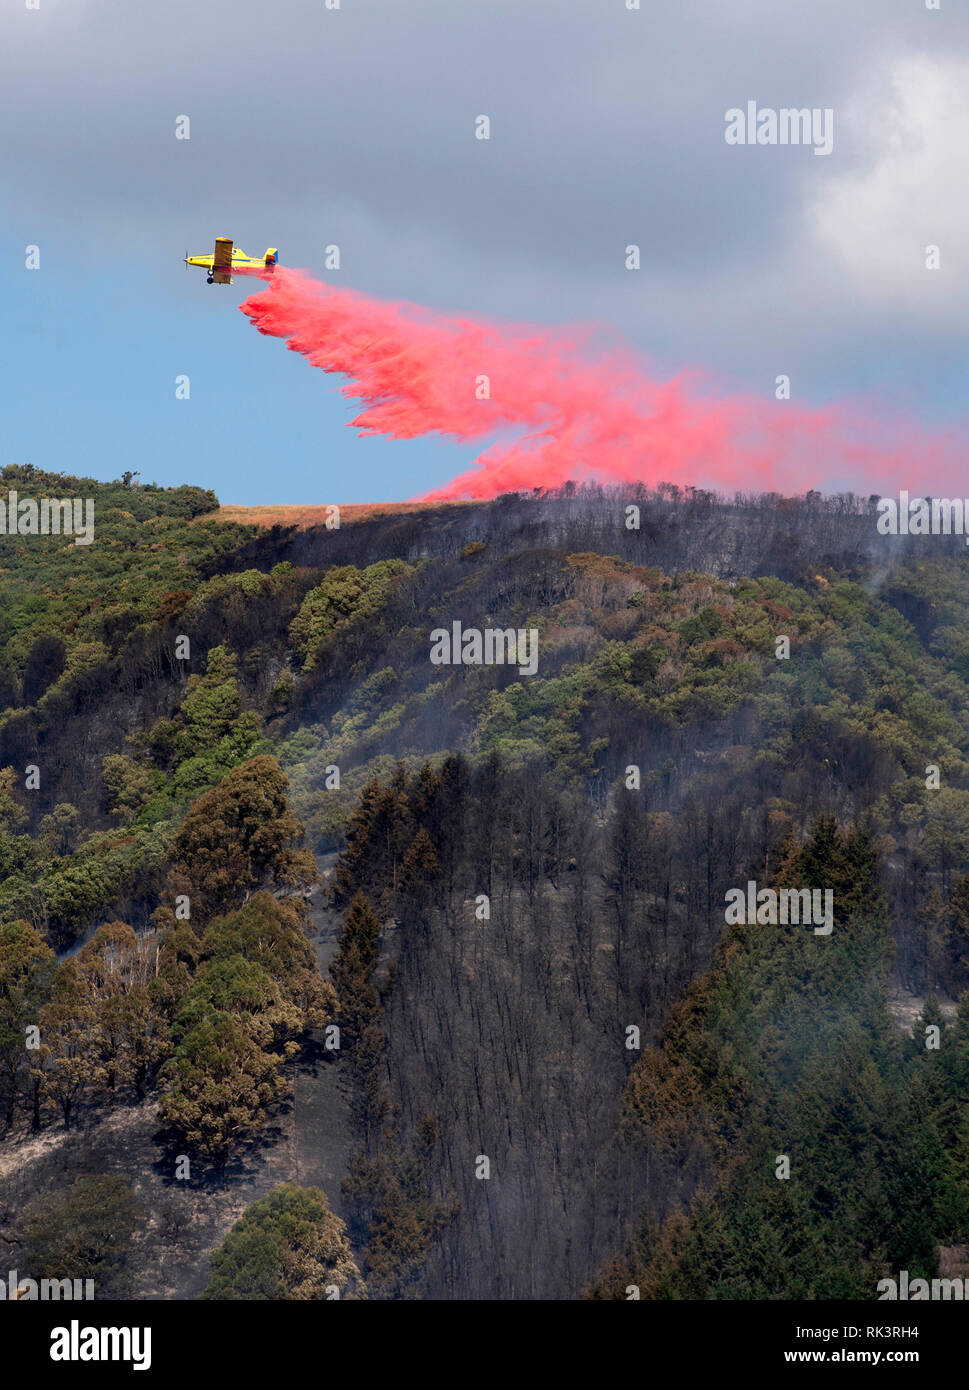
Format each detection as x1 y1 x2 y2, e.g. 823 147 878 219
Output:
2 465 968 1299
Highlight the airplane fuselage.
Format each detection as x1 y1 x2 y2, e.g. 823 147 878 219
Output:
185 250 272 272
185 239 277 284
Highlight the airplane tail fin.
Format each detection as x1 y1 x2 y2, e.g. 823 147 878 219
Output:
264 248 277 270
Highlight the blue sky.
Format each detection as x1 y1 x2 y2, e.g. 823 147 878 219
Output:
0 215 477 504
2 0 967 505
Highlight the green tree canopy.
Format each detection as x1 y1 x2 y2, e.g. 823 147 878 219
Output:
201 1183 366 1300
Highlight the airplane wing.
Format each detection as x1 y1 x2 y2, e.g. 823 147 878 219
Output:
212 236 233 284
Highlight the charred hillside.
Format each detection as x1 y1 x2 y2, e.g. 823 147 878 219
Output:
3 470 969 1302
221 485 943 591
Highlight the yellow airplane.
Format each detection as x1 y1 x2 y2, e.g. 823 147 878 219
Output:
184 237 277 285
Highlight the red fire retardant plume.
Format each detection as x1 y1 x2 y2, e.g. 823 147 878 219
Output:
239 268 963 500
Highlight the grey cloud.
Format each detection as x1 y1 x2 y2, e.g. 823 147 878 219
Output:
2 0 967 397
